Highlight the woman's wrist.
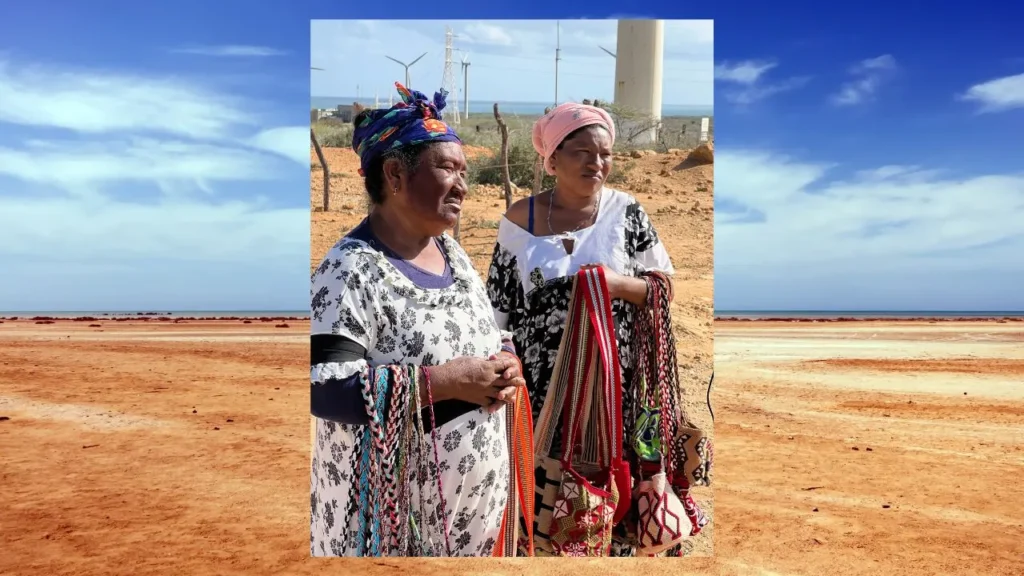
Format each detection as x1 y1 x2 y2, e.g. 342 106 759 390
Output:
610 274 649 307
497 349 522 374
421 365 450 404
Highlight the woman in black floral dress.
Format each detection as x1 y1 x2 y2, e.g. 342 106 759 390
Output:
485 103 676 556
310 84 526 557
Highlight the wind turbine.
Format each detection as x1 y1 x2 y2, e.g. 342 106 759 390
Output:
460 53 471 120
385 52 427 89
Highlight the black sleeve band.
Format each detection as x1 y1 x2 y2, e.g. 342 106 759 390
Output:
311 334 368 365
310 334 370 424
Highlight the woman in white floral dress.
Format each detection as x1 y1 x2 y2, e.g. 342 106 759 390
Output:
310 84 525 557
485 103 679 556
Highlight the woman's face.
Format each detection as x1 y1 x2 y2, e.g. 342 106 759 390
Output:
550 125 613 197
388 141 468 232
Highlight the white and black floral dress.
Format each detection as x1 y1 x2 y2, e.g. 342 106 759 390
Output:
485 187 674 556
310 232 510 557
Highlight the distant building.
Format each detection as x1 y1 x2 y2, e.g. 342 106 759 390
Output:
335 104 354 123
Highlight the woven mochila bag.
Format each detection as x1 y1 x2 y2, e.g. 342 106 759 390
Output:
531 267 631 556
629 273 692 555
633 271 711 541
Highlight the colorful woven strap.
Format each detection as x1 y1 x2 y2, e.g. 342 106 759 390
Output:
493 384 535 556
583 267 624 463
533 274 587 461
560 267 622 471
559 274 600 468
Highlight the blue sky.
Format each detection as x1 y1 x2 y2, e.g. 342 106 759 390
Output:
712 0 1024 311
0 1 310 311
311 20 712 107
2 1 1021 312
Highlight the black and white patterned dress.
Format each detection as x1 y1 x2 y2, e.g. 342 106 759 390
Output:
485 188 674 556
310 234 510 557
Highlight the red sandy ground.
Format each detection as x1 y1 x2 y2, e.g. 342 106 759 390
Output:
3 319 1023 574
713 320 1024 575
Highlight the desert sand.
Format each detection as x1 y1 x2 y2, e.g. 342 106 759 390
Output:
4 318 1022 575
713 319 1024 575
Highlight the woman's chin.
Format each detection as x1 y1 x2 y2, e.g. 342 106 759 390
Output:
440 204 462 223
434 214 459 234
580 178 605 194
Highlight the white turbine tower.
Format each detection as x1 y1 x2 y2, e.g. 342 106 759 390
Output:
612 20 664 145
460 53 471 120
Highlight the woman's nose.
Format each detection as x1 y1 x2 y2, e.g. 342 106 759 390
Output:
453 172 469 194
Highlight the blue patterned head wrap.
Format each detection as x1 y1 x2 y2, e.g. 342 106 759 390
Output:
351 82 462 177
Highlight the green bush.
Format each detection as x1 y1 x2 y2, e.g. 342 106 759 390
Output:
467 138 556 191
312 120 353 148
455 126 505 149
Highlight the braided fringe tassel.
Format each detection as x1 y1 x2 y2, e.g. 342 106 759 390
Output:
349 365 450 556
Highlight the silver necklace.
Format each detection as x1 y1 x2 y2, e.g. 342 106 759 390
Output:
547 187 602 240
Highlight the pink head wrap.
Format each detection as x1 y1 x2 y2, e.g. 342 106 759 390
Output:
532 102 616 176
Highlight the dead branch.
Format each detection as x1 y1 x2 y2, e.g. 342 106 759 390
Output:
494 103 513 210
310 128 330 211
533 106 551 195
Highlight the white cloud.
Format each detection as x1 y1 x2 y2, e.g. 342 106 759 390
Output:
959 72 1024 112
0 195 307 262
0 59 254 139
0 56 306 311
715 59 808 104
0 194 308 312
248 127 313 166
169 45 287 57
462 23 515 47
0 139 283 191
829 54 897 106
715 60 776 84
716 149 1024 273
726 76 810 105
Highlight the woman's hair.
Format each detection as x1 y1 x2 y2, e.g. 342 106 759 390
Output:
354 109 432 204
556 123 610 151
